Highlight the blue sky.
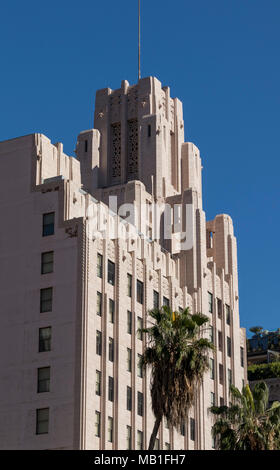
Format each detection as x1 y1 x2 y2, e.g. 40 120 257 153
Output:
1 0 279 336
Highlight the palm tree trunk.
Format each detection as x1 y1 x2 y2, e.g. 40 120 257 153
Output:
148 415 162 450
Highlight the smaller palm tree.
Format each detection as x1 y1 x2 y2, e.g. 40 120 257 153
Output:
140 306 213 450
210 381 280 450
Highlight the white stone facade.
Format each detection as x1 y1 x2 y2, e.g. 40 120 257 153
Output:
0 77 247 449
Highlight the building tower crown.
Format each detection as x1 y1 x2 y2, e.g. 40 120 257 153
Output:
76 77 188 200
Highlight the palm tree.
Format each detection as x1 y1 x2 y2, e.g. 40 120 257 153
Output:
140 306 213 450
210 381 280 450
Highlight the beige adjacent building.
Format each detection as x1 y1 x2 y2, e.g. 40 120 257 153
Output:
0 76 247 450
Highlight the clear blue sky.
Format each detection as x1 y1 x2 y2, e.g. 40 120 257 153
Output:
1 1 279 336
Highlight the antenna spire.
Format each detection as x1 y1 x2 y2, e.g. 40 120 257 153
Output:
138 0 141 81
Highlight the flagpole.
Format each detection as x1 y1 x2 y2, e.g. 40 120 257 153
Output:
138 0 141 81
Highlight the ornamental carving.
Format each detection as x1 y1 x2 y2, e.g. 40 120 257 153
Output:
127 119 138 180
111 123 121 180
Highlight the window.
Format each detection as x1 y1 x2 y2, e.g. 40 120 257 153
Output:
137 280 144 304
39 327 51 352
96 292 102 316
40 287 53 313
226 304 231 325
127 311 132 334
127 274 132 297
36 408 49 434
240 347 244 367
126 426 132 450
165 442 170 450
127 386 132 411
109 299 115 323
227 337 231 357
181 421 185 436
137 391 144 417
97 254 103 278
210 358 214 380
95 411 101 437
208 292 213 314
109 338 114 362
212 436 216 449
209 325 214 344
108 376 114 402
153 290 159 309
219 364 224 385
96 330 102 355
84 139 88 153
96 370 101 396
108 260 115 286
228 369 232 389
108 417 113 443
148 124 151 138
137 317 143 340
218 331 223 352
210 392 215 406
37 367 50 393
127 348 132 372
41 251 54 274
220 397 224 406
164 416 169 429
137 430 143 450
154 438 160 450
163 297 169 307
190 418 195 441
137 354 143 378
217 298 222 319
42 212 54 237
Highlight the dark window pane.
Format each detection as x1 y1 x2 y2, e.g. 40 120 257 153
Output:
108 376 114 402
226 305 231 325
240 347 244 367
42 213 55 237
109 299 115 323
108 260 115 285
190 418 195 441
41 251 54 274
37 367 50 393
137 280 143 304
96 331 102 355
40 288 53 313
127 311 132 334
217 298 222 319
96 370 101 396
218 331 223 352
95 411 101 437
96 292 102 316
208 292 213 313
163 297 169 307
137 317 143 340
39 327 51 352
97 254 103 278
219 364 224 385
137 391 143 416
127 386 132 411
127 274 132 297
36 408 49 434
153 290 159 309
227 337 232 357
109 337 114 362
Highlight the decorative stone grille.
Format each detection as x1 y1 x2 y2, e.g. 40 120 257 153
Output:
127 119 138 180
111 123 121 181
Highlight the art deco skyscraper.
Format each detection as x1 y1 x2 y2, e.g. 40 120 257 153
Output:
0 76 246 449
